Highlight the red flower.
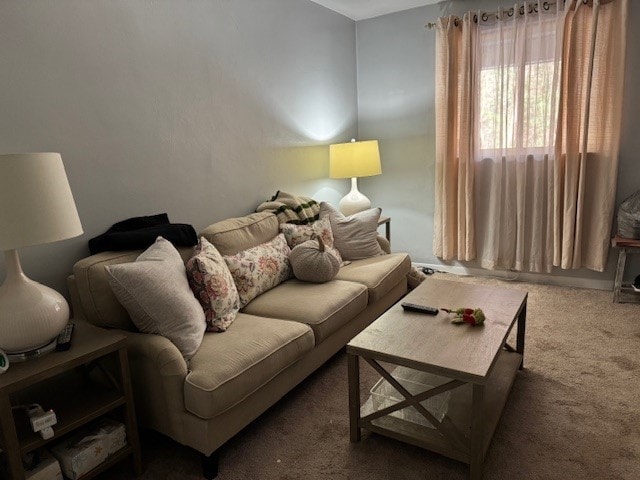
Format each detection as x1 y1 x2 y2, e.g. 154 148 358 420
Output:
462 314 476 325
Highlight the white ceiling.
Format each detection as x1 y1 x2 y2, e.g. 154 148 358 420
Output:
310 0 441 21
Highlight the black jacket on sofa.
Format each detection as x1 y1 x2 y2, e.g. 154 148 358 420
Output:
88 213 197 254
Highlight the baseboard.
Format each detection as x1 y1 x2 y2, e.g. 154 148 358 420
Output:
413 262 614 291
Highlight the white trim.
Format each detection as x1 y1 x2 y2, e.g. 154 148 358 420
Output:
414 262 613 291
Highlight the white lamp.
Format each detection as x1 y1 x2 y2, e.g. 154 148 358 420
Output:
0 153 83 354
329 139 382 216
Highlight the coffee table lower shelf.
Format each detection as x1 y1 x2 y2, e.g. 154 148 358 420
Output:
357 350 522 465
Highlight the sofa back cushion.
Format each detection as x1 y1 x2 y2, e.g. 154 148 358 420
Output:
72 211 279 330
72 246 195 330
199 212 279 256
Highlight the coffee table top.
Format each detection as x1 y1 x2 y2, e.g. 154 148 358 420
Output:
347 277 527 383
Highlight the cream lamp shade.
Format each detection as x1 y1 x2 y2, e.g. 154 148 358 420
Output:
0 153 83 354
329 139 381 216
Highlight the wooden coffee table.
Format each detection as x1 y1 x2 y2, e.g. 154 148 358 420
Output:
347 277 527 480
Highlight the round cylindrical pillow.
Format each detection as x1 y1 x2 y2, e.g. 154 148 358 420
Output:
289 236 340 283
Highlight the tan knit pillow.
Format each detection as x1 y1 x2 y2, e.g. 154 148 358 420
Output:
290 237 340 283
279 217 344 265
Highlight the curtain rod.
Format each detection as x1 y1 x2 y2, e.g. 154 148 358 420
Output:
424 0 596 29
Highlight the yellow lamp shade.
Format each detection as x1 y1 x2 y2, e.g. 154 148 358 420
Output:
329 140 381 179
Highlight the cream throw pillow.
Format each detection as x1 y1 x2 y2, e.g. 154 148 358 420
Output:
106 237 206 359
319 202 385 261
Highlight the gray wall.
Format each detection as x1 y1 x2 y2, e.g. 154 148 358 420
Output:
2 0 637 295
0 0 357 293
356 0 640 288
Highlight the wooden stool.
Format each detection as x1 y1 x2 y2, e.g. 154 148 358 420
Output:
611 236 640 303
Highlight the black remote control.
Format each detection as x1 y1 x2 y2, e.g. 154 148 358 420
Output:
56 323 75 351
401 302 439 315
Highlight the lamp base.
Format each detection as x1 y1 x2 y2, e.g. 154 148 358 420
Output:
0 250 70 354
338 177 372 217
6 338 57 363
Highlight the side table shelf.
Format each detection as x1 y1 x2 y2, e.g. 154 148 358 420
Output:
0 321 143 480
612 237 640 304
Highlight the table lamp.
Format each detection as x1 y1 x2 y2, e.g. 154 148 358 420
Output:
329 139 382 216
0 153 83 354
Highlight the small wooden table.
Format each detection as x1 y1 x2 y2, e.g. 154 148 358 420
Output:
377 216 391 243
611 236 640 304
0 321 142 480
347 278 527 480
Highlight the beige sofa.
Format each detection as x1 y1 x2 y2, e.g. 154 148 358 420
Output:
68 211 411 478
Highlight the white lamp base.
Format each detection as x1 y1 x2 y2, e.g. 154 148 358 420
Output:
0 250 69 354
338 177 372 217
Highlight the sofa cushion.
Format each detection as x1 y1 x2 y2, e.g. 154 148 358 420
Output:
335 253 411 303
72 246 195 331
199 212 279 256
242 279 368 345
184 314 314 419
223 233 292 307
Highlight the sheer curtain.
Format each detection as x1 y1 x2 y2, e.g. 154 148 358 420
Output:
433 0 628 273
475 2 564 272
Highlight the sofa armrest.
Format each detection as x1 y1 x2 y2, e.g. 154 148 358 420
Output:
125 330 188 377
119 330 190 440
377 235 391 254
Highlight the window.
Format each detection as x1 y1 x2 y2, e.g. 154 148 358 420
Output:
476 17 560 153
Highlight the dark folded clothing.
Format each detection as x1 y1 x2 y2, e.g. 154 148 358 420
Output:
89 214 197 254
106 213 170 232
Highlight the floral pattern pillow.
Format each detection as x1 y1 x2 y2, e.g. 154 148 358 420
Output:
186 237 240 332
224 233 292 308
279 217 345 265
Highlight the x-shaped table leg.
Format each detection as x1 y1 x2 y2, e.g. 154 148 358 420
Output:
362 358 469 454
